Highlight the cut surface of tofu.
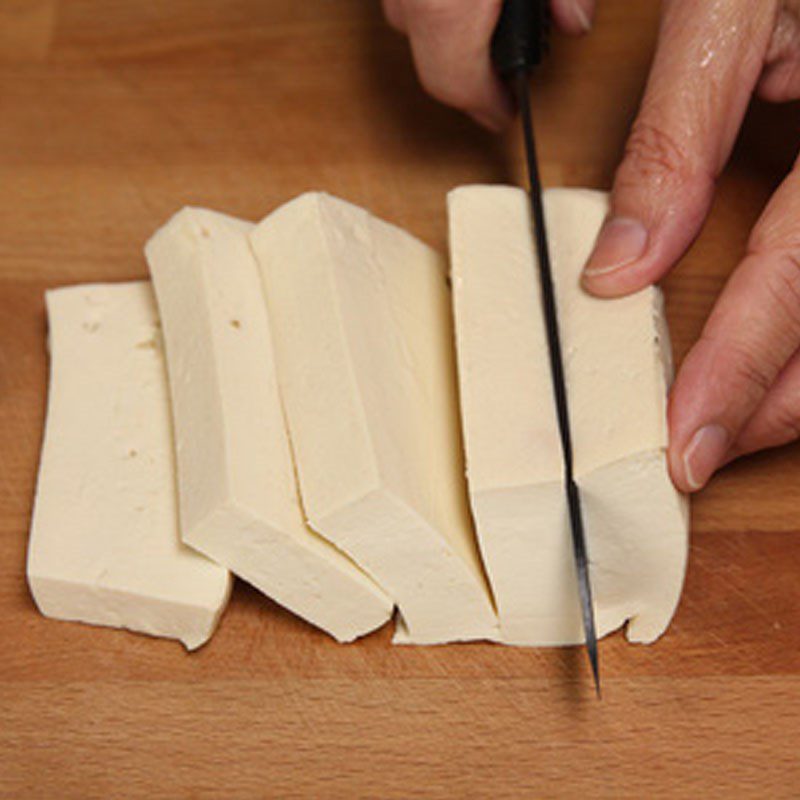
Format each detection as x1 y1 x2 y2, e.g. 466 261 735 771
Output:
251 192 498 644
27 282 231 650
449 186 688 646
145 208 392 643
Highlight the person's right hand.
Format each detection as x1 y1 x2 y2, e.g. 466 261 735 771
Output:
381 0 595 131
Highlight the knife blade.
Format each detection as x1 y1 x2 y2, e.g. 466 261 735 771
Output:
491 0 601 697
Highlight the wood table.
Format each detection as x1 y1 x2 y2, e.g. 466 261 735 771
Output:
2 1 799 797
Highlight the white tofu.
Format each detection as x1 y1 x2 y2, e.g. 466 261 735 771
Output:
145 208 392 643
449 186 688 645
27 282 231 650
250 193 498 644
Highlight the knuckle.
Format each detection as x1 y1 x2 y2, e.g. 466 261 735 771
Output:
769 251 800 331
415 67 465 108
413 61 483 113
768 398 800 443
701 330 778 400
698 252 800 416
618 119 700 188
729 344 776 397
749 216 800 254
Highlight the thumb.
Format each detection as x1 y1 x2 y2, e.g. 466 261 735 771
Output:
582 0 779 298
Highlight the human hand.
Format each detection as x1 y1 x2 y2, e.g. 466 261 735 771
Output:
579 1 800 492
381 0 595 131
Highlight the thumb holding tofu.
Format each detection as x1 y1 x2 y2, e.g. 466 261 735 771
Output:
581 0 778 298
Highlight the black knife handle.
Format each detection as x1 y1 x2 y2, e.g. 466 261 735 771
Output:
491 0 550 75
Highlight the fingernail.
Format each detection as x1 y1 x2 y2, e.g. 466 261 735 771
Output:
583 217 648 278
573 1 592 32
682 424 729 491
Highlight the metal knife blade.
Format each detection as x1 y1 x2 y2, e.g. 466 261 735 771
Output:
492 0 601 697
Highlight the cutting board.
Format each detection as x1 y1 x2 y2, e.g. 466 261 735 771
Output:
2 1 800 797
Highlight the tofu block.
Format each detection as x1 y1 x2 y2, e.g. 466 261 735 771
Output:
449 186 688 645
250 193 499 644
27 282 231 650
145 208 392 642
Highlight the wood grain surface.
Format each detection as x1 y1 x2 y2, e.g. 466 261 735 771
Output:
2 2 800 797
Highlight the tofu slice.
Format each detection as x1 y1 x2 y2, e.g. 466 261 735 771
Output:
449 186 688 645
27 282 231 650
250 193 499 644
145 208 392 643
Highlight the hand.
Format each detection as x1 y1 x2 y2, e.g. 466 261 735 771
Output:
381 0 596 131
580 1 800 492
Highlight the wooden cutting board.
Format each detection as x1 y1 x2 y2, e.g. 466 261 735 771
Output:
2 1 800 797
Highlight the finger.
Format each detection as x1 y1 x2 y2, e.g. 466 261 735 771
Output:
759 2 800 101
403 0 514 132
383 0 408 33
759 60 800 102
550 0 596 36
668 163 800 492
726 348 800 459
582 0 780 298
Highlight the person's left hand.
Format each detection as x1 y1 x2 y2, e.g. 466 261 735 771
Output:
386 0 800 495
579 1 800 492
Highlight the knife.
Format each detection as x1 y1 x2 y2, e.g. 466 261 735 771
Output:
491 0 601 697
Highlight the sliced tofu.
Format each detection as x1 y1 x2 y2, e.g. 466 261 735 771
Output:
549 189 688 644
27 282 231 650
250 192 498 644
449 185 688 645
145 208 392 643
